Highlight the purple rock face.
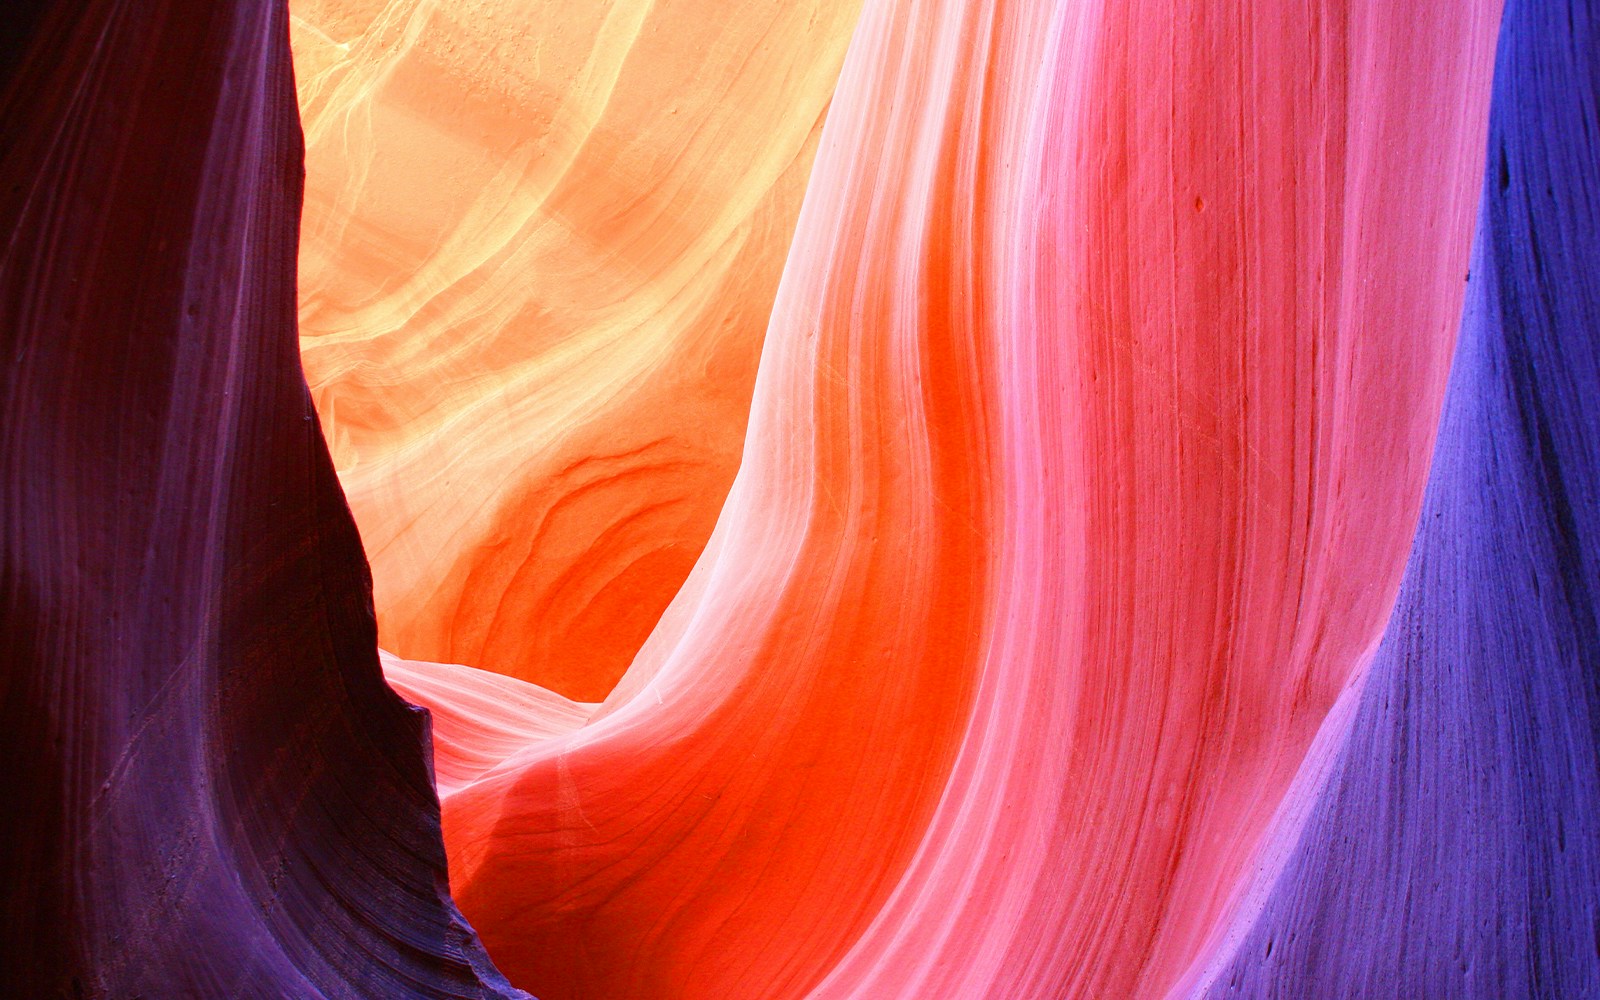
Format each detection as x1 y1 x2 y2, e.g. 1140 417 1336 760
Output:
0 3 524 996
1198 1 1600 995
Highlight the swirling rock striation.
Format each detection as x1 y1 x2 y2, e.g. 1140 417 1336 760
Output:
1183 1 1600 994
290 0 863 701
7 0 1595 997
405 1 1507 998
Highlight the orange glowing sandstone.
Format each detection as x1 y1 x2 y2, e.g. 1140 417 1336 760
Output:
290 0 862 701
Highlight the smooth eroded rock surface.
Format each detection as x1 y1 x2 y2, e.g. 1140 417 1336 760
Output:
291 0 863 701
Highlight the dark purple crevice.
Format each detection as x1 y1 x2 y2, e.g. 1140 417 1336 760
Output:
0 3 527 996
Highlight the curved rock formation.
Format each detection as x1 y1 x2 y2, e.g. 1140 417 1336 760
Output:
8 0 1598 997
1184 1 1600 993
390 1 1510 998
290 0 863 701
